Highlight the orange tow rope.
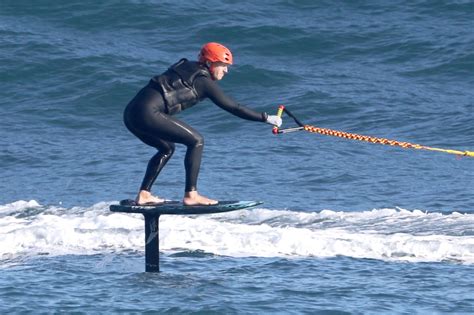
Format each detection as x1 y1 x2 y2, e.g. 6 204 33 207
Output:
273 105 474 158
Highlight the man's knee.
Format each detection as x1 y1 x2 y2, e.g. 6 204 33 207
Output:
191 134 204 148
162 143 176 158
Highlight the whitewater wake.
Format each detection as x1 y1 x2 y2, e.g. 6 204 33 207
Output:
1 200 473 264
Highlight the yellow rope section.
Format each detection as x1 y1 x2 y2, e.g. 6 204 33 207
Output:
303 125 474 158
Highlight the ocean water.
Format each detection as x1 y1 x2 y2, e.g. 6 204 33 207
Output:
1 0 473 313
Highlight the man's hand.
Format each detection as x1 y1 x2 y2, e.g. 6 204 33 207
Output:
265 115 282 127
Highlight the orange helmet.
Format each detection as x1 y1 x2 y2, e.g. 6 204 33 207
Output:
198 42 233 65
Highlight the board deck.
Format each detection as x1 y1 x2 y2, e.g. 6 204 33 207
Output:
109 200 263 215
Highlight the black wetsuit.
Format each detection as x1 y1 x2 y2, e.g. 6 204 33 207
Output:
124 59 267 192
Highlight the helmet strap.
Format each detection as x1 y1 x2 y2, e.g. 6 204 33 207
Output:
206 61 217 80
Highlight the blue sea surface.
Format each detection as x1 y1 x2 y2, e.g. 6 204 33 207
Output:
1 0 473 313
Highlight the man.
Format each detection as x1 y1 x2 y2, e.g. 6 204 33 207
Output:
124 42 281 206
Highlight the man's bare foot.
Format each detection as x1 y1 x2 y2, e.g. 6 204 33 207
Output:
136 190 165 205
183 191 218 206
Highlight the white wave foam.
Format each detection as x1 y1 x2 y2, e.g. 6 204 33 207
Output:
0 200 40 215
0 201 473 264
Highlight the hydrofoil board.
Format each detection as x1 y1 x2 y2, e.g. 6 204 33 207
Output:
110 199 262 215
